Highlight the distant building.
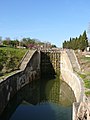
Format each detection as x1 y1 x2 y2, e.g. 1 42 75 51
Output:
43 42 51 50
86 47 90 52
16 46 26 49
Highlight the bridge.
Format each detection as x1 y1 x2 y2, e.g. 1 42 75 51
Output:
0 49 90 120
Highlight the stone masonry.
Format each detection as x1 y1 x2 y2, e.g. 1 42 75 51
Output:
60 49 90 120
0 50 40 115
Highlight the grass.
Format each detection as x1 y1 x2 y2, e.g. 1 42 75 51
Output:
84 80 90 89
0 47 27 59
75 51 90 96
78 72 90 89
0 47 28 77
81 56 90 61
85 91 90 97
0 70 18 80
81 57 90 66
79 73 86 79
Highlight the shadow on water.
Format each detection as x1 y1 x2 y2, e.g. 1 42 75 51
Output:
0 52 76 120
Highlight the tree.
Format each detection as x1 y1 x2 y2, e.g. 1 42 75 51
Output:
62 30 89 51
82 30 88 47
63 40 67 48
79 31 88 51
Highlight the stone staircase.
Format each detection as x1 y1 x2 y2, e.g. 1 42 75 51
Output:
66 49 80 72
19 50 36 70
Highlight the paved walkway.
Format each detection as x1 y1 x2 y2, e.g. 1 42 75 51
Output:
66 49 80 72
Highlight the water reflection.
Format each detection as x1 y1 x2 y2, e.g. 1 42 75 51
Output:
0 76 76 120
10 102 72 120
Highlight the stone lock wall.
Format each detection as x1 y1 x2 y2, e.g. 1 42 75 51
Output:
60 50 84 102
0 50 40 115
60 49 90 120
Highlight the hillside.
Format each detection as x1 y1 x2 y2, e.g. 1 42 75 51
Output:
75 50 90 97
0 47 27 76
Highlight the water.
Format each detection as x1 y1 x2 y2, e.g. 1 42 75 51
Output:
0 76 76 120
10 102 72 120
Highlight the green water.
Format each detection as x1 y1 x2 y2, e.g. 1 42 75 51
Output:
0 76 76 120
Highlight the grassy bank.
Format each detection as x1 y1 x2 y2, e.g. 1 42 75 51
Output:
0 47 27 77
75 51 90 97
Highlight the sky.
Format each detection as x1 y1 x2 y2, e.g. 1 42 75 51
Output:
0 0 90 47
